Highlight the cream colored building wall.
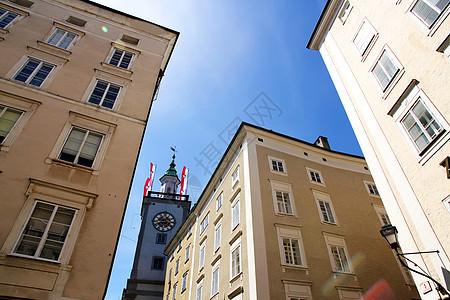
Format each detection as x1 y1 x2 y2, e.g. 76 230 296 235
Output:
246 128 418 299
308 0 449 298
0 0 177 299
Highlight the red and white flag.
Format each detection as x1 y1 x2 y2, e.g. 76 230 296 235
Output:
180 166 188 196
143 163 156 197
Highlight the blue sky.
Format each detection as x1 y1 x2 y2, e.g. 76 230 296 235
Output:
95 1 363 298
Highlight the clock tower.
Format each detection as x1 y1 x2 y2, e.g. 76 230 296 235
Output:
123 155 191 300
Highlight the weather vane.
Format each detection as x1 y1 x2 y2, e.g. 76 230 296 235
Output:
170 146 177 157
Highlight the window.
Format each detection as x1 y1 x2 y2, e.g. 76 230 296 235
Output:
211 265 219 296
231 245 241 278
13 201 75 262
277 227 306 268
46 28 77 50
276 191 293 215
314 192 337 225
324 235 352 273
371 48 401 92
181 271 188 292
364 181 380 196
196 283 203 300
444 195 450 215
307 168 324 185
172 282 177 300
373 205 391 226
232 166 239 186
410 0 449 28
175 257 180 275
200 213 209 235
199 242 205 270
168 268 172 283
216 193 223 211
0 7 19 29
353 19 377 58
400 99 443 152
156 233 167 244
58 127 103 168
338 0 352 23
270 157 286 173
214 223 221 252
0 105 23 143
13 58 55 87
232 196 240 230
109 48 134 69
152 256 165 270
87 80 121 109
185 244 190 263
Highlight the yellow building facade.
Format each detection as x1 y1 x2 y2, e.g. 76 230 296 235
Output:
163 123 418 300
0 0 178 299
307 1 449 298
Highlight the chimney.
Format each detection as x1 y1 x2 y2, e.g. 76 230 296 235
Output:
314 136 330 150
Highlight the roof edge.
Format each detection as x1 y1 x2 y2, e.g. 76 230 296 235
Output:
306 0 340 50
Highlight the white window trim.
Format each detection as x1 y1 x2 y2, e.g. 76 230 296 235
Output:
199 241 206 272
0 3 28 31
406 0 450 36
11 57 56 88
313 190 338 225
216 192 223 211
42 23 84 52
181 271 188 294
363 180 380 197
443 195 450 215
185 244 190 263
306 167 325 186
283 281 312 300
231 166 239 188
45 111 116 175
271 181 297 217
199 213 209 235
1 178 96 265
324 234 353 274
196 279 203 300
268 155 287 175
369 45 404 98
373 204 391 226
352 18 378 61
338 0 353 24
231 193 240 231
0 93 40 152
211 261 220 297
276 226 307 269
214 222 221 253
103 42 140 72
393 87 449 163
230 237 242 281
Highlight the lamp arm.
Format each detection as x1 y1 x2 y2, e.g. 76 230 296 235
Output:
395 249 449 298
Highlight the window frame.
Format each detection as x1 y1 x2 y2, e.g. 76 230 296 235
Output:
151 256 165 270
214 222 221 252
216 192 223 211
230 239 242 280
370 45 404 97
324 234 353 274
86 79 122 110
1 179 96 265
12 57 56 88
211 262 220 297
181 271 188 293
231 194 240 230
175 257 180 275
373 204 391 226
277 226 307 269
306 167 325 186
269 156 287 175
352 18 378 61
313 191 338 225
196 280 203 300
185 244 190 263
107 47 136 70
393 87 448 160
199 241 206 271
0 4 27 31
364 180 380 197
199 213 209 235
407 0 450 33
45 27 79 51
338 0 353 24
156 233 167 244
231 166 239 187
271 181 297 217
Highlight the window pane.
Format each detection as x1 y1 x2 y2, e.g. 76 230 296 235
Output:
14 59 40 83
29 63 54 87
89 81 108 105
47 28 65 46
78 132 102 167
59 32 76 49
325 202 335 223
109 49 123 66
120 52 133 69
102 84 120 109
59 128 85 163
0 107 22 142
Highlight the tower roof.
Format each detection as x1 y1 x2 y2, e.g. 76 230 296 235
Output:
165 154 178 176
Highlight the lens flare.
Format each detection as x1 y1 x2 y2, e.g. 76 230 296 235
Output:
101 26 108 33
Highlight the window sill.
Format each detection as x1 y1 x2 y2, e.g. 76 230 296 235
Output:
418 129 446 157
229 272 243 284
0 28 9 34
281 265 309 275
46 158 97 175
270 170 287 176
210 292 219 299
100 62 133 77
8 252 61 265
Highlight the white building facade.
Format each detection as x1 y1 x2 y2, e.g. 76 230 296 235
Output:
307 0 450 298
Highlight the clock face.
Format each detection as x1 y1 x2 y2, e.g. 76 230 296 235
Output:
152 212 176 232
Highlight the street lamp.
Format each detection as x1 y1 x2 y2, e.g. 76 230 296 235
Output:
380 224 449 299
